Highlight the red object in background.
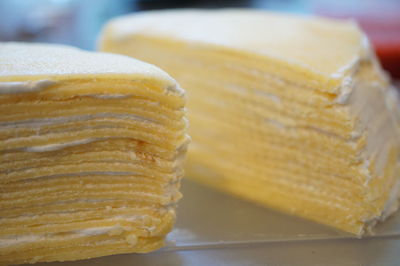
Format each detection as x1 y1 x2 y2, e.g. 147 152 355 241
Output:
361 18 400 79
315 1 400 79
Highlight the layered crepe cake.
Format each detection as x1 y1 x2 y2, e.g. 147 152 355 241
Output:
0 42 188 264
99 9 400 235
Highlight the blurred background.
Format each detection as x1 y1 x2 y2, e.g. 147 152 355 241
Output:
0 0 399 79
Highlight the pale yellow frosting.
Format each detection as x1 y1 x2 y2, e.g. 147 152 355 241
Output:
102 9 364 77
0 42 180 94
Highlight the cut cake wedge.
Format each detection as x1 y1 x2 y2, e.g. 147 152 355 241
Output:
99 9 400 235
0 42 189 264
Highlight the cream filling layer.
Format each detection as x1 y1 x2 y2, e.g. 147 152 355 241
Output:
0 113 158 128
0 80 55 94
25 138 100 152
15 134 189 154
0 213 162 248
85 94 130 99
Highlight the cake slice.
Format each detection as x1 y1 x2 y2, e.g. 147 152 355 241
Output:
0 42 188 264
99 9 400 235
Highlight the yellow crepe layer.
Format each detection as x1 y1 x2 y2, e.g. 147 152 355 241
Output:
99 9 400 235
0 42 189 265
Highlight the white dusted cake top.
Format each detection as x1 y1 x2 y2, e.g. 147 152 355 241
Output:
103 9 368 77
0 42 177 87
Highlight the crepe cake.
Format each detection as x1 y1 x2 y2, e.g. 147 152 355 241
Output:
0 42 189 264
99 9 400 235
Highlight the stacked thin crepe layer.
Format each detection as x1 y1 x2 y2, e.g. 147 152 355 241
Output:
100 9 400 235
0 43 189 265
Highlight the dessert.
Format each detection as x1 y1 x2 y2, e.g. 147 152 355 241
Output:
99 9 400 235
0 42 188 264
